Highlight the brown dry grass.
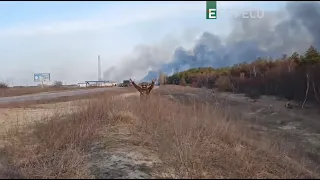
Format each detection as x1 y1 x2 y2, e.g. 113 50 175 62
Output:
0 86 81 97
0 86 111 98
0 87 318 179
0 87 136 108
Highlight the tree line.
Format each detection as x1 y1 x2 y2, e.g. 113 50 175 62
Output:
162 46 320 104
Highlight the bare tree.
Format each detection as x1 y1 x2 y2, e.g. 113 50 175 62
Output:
301 73 310 108
53 81 63 87
312 79 320 102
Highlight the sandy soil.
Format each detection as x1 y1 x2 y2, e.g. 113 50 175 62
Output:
87 124 162 179
0 100 87 136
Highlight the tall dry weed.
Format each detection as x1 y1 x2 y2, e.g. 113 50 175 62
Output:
0 92 317 178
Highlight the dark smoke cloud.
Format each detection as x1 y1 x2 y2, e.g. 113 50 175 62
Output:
104 2 320 82
103 35 181 82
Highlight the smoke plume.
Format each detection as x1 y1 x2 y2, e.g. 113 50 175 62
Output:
103 2 320 82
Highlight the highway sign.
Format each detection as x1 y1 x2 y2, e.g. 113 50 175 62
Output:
34 73 50 82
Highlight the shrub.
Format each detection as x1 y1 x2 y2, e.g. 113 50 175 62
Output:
0 82 8 88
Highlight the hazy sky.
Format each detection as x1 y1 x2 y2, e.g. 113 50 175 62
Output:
0 1 285 86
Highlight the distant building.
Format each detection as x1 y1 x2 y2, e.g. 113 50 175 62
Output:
77 80 117 88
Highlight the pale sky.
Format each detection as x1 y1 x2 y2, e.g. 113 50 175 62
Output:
0 1 286 86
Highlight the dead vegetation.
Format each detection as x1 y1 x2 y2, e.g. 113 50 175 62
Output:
0 86 79 98
0 87 318 179
0 85 123 98
0 88 133 108
0 82 8 89
0 89 134 179
166 46 320 107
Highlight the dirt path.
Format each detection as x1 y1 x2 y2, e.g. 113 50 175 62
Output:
87 125 161 179
87 89 163 179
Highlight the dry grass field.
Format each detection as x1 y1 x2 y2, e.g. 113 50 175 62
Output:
0 85 319 179
0 86 79 97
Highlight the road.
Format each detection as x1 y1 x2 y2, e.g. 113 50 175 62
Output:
0 87 122 104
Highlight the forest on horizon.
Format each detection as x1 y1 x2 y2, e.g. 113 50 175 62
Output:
161 46 320 104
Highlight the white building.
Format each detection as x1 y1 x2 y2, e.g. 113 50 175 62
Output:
97 82 113 87
77 80 117 88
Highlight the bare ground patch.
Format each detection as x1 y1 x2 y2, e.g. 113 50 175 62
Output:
88 125 161 179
